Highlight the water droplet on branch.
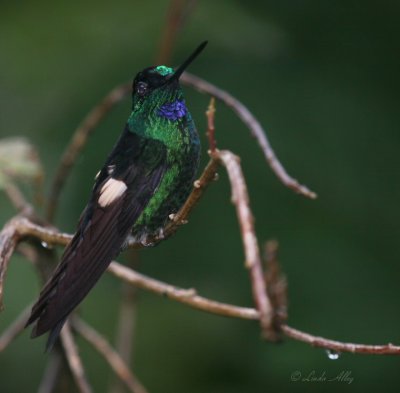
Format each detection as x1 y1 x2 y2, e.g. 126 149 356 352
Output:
326 349 340 360
41 241 51 249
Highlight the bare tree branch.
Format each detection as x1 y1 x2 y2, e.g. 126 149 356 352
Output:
0 305 31 351
60 324 93 393
214 149 278 340
206 97 217 152
37 350 63 393
16 217 71 247
156 0 198 64
108 261 259 320
2 186 400 357
107 262 400 355
109 249 140 393
0 217 21 310
181 72 317 200
72 318 149 393
204 102 276 338
3 182 31 213
263 240 288 327
1 215 399 355
280 325 400 355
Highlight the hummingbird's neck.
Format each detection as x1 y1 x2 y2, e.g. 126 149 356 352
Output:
129 84 185 123
157 99 187 121
132 85 184 112
127 89 192 149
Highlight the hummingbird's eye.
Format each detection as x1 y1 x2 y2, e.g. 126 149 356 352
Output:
136 81 148 96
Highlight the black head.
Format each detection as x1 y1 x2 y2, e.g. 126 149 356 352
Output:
132 41 208 102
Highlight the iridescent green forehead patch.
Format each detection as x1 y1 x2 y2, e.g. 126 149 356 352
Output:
154 65 174 76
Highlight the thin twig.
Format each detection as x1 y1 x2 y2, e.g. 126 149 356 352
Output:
156 0 198 64
263 240 288 327
280 325 400 355
110 249 140 393
206 97 217 152
37 350 63 393
72 318 149 393
3 182 31 212
113 283 137 363
106 262 400 355
108 261 259 320
46 82 132 222
0 305 32 351
17 243 40 264
0 217 21 310
60 324 93 393
16 217 71 247
181 72 317 199
214 149 278 340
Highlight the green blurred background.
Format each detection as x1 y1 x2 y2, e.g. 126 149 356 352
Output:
1 0 400 392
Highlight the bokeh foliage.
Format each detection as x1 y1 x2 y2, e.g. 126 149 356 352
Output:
1 1 400 392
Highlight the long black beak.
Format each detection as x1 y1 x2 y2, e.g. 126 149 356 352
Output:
168 41 208 82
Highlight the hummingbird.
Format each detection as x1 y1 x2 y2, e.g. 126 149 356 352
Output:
26 41 208 350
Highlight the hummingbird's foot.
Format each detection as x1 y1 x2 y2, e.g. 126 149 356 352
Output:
157 227 165 240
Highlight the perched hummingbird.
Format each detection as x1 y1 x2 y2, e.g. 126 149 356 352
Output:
26 41 207 350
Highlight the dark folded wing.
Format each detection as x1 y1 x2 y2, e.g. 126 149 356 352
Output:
27 129 167 347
